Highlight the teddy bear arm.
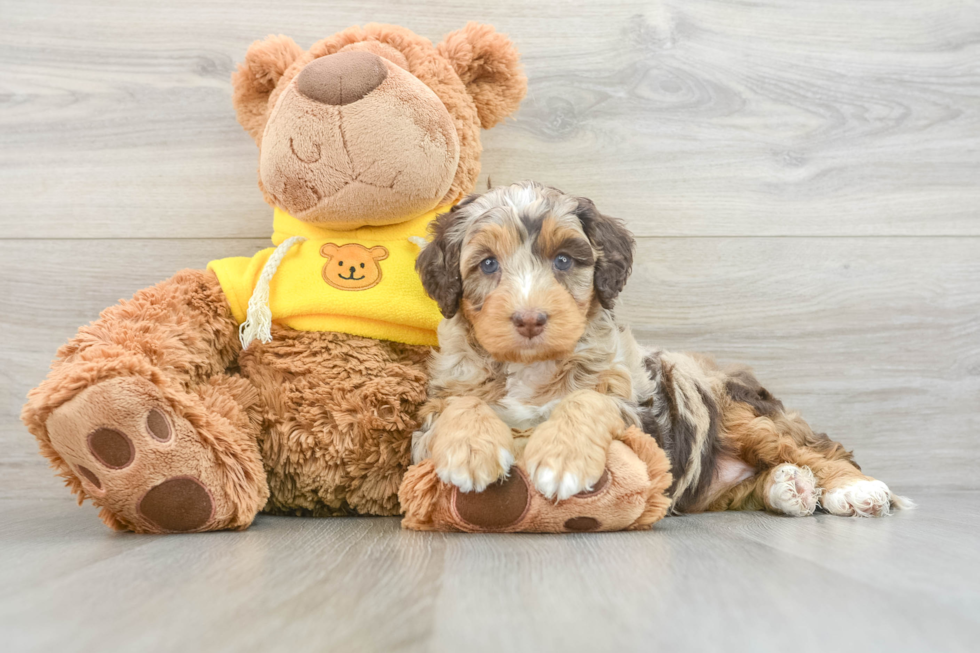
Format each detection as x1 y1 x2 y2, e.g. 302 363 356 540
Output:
399 427 674 533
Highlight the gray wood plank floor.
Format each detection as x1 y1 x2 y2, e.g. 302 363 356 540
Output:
2 492 978 653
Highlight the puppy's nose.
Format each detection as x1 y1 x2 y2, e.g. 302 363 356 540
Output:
511 311 548 339
296 51 388 106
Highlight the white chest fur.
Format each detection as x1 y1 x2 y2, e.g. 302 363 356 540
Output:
491 361 561 430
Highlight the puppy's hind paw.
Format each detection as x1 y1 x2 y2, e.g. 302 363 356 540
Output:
821 479 912 517
766 463 818 517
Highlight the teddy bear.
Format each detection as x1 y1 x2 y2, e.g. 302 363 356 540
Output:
22 22 677 535
21 22 529 533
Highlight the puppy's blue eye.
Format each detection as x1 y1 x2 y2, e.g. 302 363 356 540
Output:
554 254 572 271
480 257 499 274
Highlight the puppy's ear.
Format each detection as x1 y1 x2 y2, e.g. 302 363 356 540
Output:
436 23 527 129
416 201 471 318
575 198 635 309
232 35 304 143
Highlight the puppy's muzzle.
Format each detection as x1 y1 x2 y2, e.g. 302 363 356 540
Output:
511 311 548 339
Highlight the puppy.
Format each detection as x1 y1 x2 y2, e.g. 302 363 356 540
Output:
413 181 912 516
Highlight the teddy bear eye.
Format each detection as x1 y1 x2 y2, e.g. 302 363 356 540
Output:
480 257 499 274
360 263 365 269
553 254 572 271
338 261 344 266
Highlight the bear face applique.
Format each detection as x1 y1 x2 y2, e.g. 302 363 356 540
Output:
320 243 389 290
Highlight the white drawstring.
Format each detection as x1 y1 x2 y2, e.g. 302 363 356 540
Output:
239 236 306 350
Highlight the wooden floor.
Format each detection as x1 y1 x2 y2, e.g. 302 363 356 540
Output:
1 492 978 653
1 1 979 651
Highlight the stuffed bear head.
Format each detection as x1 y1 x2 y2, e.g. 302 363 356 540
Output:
232 23 526 229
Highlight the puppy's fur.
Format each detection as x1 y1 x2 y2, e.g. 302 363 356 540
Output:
414 182 912 516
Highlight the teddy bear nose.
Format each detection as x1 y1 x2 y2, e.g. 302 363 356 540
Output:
296 50 389 106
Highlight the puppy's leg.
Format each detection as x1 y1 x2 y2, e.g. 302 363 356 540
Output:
426 397 515 493
524 390 624 500
723 401 912 517
705 460 817 516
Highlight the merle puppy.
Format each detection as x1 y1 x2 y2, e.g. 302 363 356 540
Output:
412 181 911 517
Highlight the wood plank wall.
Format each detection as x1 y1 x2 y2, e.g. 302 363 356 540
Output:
2 0 977 497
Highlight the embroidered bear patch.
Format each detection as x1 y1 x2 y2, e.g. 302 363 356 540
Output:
319 243 389 291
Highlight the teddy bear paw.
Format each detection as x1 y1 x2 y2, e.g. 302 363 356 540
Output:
45 377 224 533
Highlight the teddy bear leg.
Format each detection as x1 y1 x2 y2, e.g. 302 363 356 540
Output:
22 269 266 532
43 373 267 533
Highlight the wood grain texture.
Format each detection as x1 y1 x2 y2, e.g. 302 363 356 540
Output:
1 0 979 238
1 494 978 652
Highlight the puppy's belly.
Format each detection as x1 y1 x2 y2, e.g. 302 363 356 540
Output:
492 398 560 430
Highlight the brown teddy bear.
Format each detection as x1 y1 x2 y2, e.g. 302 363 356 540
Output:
21 22 528 533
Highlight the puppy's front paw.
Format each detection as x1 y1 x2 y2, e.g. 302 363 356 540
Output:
433 443 514 493
429 400 515 493
524 420 607 501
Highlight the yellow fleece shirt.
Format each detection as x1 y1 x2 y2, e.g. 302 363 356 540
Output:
208 206 448 347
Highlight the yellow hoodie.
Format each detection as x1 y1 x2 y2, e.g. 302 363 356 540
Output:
208 206 447 348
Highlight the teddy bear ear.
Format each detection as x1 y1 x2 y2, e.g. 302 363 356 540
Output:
436 23 527 129
231 35 304 143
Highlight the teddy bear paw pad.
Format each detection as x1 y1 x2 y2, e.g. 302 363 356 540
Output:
87 428 135 469
138 477 214 532
564 516 601 532
45 376 224 533
145 408 172 442
76 465 102 489
452 469 530 530
572 469 610 498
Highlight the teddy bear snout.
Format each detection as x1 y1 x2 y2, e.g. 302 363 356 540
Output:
296 51 388 106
